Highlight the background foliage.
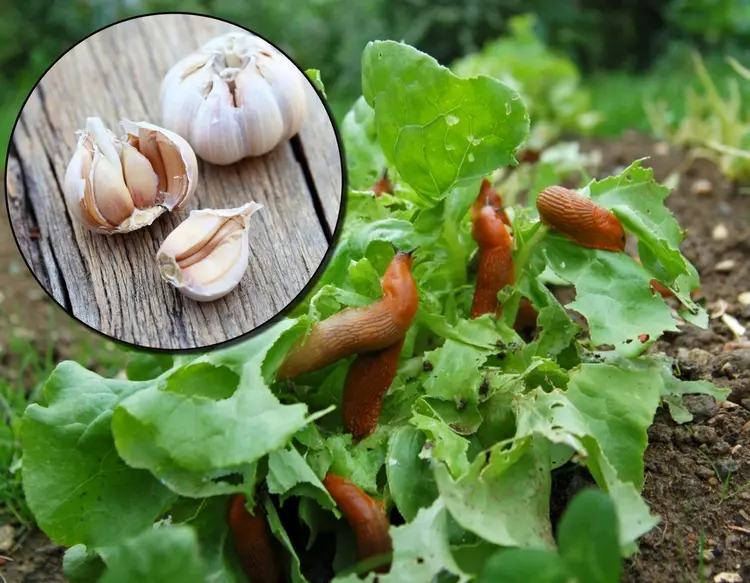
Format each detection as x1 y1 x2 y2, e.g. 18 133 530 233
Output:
1 0 750 164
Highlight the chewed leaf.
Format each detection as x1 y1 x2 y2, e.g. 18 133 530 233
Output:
513 363 663 547
587 160 683 247
658 362 729 423
411 413 470 478
362 41 529 200
522 278 579 358
422 339 492 404
349 218 438 258
434 436 553 548
540 234 678 349
386 426 439 521
112 322 318 494
267 447 336 509
333 500 469 583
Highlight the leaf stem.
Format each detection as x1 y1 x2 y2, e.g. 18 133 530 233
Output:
514 224 549 279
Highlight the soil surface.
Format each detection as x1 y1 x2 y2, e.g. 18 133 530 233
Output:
583 133 750 583
1 133 750 582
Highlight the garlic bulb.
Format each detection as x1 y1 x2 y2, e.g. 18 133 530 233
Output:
157 202 263 302
160 32 308 165
63 117 198 234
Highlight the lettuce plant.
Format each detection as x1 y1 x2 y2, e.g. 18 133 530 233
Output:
646 51 750 188
21 40 726 583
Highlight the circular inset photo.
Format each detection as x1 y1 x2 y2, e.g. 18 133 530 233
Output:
5 13 344 351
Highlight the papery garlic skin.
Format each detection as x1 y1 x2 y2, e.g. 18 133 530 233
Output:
157 202 263 302
63 117 199 234
161 32 308 165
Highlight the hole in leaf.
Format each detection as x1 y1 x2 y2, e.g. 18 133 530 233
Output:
550 402 564 409
209 472 244 486
163 363 240 400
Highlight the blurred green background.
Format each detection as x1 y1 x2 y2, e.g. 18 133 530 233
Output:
1 0 749 164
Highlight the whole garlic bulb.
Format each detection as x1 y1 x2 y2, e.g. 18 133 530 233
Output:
160 32 308 165
157 202 263 302
63 117 198 234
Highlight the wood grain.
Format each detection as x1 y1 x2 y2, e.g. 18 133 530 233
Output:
6 14 343 350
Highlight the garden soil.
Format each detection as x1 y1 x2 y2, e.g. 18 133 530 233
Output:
1 134 749 582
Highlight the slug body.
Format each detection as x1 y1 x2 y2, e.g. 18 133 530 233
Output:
632 256 700 299
277 252 418 380
343 337 405 441
513 298 539 333
537 185 626 252
471 204 515 319
372 170 393 197
472 178 510 227
323 472 392 573
227 494 283 583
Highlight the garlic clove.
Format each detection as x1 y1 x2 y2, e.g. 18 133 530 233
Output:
190 75 247 165
234 69 285 157
158 212 231 262
161 59 212 139
120 119 198 211
121 142 158 208
253 55 307 141
92 149 135 225
180 227 244 286
64 134 111 229
63 117 199 234
157 202 263 302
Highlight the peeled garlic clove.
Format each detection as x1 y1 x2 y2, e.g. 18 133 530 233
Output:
120 119 198 211
160 32 308 165
62 117 198 234
92 148 135 225
157 202 263 302
121 142 158 209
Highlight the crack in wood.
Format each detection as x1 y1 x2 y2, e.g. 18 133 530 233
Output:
291 134 333 244
47 238 73 312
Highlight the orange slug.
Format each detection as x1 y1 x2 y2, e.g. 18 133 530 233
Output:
517 148 541 164
472 178 510 227
276 251 419 380
342 337 405 441
227 494 283 583
632 256 700 299
322 472 392 573
471 203 515 319
513 298 539 333
536 185 626 252
372 170 393 197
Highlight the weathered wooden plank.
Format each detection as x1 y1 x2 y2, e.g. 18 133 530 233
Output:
6 14 341 350
297 81 344 237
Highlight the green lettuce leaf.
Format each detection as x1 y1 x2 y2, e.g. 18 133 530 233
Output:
22 363 175 547
362 41 529 200
97 525 206 583
111 322 323 497
435 436 553 548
